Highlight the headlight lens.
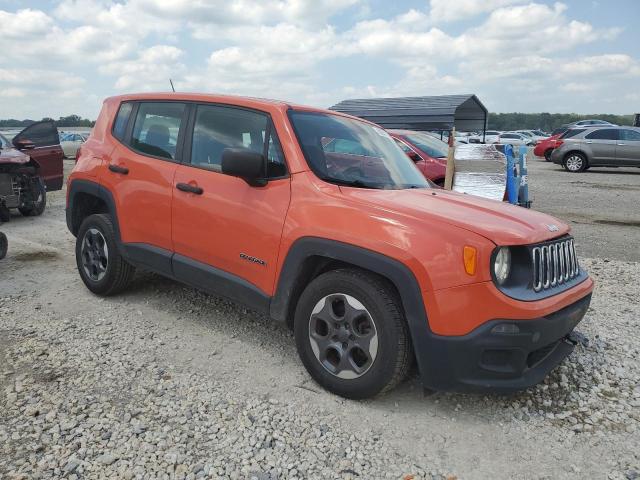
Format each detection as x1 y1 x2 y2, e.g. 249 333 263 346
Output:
493 247 511 285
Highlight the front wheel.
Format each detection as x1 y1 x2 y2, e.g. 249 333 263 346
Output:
18 179 46 216
294 269 412 399
75 214 135 295
563 153 587 172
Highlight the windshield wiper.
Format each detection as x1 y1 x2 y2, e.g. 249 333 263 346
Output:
322 177 383 189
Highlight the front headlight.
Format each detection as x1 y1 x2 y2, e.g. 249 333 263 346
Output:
493 247 511 285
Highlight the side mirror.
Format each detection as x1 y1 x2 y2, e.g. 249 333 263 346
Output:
221 148 267 187
14 139 36 150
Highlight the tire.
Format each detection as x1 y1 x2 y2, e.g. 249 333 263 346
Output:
75 214 135 296
544 149 553 162
563 152 587 173
294 268 412 399
0 232 7 260
18 180 46 216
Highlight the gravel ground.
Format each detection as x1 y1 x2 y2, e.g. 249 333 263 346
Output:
0 159 639 479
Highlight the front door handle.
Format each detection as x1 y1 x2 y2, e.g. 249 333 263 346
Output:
176 182 203 195
108 164 129 175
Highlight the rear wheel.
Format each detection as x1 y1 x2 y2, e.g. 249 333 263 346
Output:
76 214 135 295
294 269 412 399
544 149 553 162
563 152 587 172
18 180 46 216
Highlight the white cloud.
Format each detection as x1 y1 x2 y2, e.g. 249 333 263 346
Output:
99 45 186 91
0 1 637 118
428 0 527 23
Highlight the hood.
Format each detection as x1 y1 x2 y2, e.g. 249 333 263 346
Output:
0 147 30 165
340 187 570 245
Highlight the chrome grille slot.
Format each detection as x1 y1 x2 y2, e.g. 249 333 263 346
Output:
532 238 579 292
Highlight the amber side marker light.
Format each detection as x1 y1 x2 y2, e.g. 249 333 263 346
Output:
463 246 477 275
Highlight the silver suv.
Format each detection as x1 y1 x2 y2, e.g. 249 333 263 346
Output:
551 126 640 172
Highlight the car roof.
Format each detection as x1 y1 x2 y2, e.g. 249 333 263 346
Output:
105 92 370 125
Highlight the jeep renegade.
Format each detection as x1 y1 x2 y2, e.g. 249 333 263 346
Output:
67 93 594 399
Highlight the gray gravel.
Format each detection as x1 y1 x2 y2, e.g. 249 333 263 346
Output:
0 160 639 479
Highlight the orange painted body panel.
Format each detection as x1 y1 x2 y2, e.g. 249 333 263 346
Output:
172 165 290 295
69 92 594 341
424 276 594 336
101 143 177 251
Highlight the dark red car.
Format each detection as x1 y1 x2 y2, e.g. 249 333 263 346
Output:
10 121 65 191
1 121 64 218
388 130 447 186
533 127 568 162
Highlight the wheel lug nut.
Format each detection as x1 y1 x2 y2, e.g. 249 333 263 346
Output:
342 342 348 349
349 334 355 340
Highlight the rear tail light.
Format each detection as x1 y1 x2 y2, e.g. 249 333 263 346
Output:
554 140 564 148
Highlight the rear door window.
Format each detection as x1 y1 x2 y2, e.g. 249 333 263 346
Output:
621 129 640 141
130 102 186 160
189 104 287 178
13 121 60 147
585 129 619 141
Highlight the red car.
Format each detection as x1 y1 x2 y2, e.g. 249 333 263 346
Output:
533 128 568 162
388 130 447 186
10 121 65 191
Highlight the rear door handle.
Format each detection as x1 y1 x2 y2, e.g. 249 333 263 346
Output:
176 182 203 195
108 164 129 175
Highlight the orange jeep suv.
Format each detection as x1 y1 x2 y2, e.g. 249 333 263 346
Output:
66 93 594 399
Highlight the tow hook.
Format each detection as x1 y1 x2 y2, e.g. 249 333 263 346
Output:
564 330 589 347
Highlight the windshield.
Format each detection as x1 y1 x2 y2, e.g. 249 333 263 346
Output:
403 132 449 158
289 111 429 189
0 133 10 149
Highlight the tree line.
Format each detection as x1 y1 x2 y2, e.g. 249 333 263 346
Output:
0 115 95 128
488 113 634 132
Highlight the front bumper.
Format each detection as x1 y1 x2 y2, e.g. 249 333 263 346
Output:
551 148 565 165
416 293 592 393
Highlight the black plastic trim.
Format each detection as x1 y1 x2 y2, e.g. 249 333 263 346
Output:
66 179 122 242
122 243 172 277
172 253 270 314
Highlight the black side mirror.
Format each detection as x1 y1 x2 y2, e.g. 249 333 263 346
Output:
408 151 420 162
221 148 267 187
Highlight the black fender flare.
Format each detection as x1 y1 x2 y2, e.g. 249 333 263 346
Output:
66 178 121 242
270 237 436 381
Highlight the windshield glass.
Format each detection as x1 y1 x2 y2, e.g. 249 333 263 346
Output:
0 133 10 149
289 111 429 189
403 132 448 158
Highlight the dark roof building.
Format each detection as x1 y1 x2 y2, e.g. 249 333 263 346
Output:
330 94 488 134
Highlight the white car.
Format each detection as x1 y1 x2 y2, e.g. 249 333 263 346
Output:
497 132 535 146
515 130 548 142
469 130 501 144
60 133 88 158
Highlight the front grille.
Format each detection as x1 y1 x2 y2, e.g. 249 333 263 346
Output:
531 238 579 292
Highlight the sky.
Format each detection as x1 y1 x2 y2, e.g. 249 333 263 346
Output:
0 0 639 120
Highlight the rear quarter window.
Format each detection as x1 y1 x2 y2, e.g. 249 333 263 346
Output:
113 102 133 141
